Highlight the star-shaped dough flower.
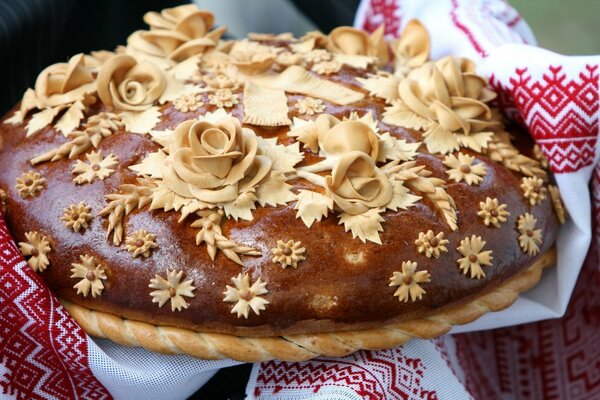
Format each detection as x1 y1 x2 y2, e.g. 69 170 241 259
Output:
443 153 487 185
18 231 52 272
294 97 325 115
548 185 566 224
303 49 332 64
276 51 303 67
61 202 93 232
520 177 546 206
389 261 431 302
271 240 306 268
173 93 204 113
125 230 158 258
202 73 240 90
208 89 239 108
311 60 342 75
223 273 269 319
456 235 493 279
15 170 45 198
70 254 107 298
477 197 510 228
149 269 196 312
72 150 118 185
414 230 448 259
517 213 543 256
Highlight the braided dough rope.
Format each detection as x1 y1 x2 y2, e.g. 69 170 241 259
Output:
61 247 555 362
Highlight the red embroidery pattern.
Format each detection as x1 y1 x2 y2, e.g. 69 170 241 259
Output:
255 348 438 399
453 245 600 400
450 0 488 57
0 220 111 400
507 65 598 173
361 0 402 38
593 165 600 247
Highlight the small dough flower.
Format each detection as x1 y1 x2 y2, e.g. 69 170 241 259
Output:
389 261 431 302
520 177 546 206
303 49 332 64
477 197 510 228
72 151 118 184
414 230 448 259
16 171 45 198
517 213 543 256
548 185 566 224
125 230 158 258
202 73 240 90
457 235 493 279
149 269 196 312
61 202 93 232
443 153 487 185
70 255 107 298
208 89 239 108
173 93 204 112
271 240 306 268
276 51 303 67
18 231 52 272
223 273 269 319
294 97 325 115
311 60 342 75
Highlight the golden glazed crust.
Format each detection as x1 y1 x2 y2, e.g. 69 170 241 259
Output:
0 6 562 350
61 247 555 361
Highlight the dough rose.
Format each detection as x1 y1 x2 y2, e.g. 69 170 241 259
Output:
127 5 225 63
325 151 393 215
327 26 388 64
318 119 379 160
400 57 496 133
163 117 273 204
290 114 379 159
32 53 95 109
97 55 166 112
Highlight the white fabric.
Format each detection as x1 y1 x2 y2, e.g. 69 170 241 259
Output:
246 338 474 400
88 338 239 399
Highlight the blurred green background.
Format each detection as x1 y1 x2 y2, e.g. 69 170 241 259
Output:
511 0 599 54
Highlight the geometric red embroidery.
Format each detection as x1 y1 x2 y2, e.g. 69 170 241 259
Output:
255 348 438 400
361 0 402 37
0 218 111 400
502 64 598 173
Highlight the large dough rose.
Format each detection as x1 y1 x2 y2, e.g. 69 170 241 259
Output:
32 53 95 108
97 55 166 112
325 151 393 215
404 56 496 132
163 117 273 204
127 4 225 63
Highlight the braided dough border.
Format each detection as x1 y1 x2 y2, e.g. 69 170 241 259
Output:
61 248 555 362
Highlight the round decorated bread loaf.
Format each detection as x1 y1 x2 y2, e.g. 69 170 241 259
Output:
0 5 564 348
